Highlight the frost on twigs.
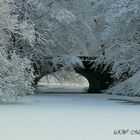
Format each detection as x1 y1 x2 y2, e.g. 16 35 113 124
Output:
51 9 76 24
52 55 83 71
0 48 35 103
17 21 36 47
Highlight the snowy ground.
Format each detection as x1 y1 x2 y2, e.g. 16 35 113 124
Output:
0 91 140 140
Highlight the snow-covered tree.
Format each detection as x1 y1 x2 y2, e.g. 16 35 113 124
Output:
0 0 35 102
98 0 140 80
13 0 84 81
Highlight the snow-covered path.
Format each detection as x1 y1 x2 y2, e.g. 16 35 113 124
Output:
0 94 140 140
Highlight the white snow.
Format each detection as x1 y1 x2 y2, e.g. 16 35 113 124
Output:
37 85 88 93
107 70 140 96
0 93 140 140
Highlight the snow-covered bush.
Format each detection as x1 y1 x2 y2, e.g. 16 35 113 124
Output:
106 70 140 96
0 48 35 103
